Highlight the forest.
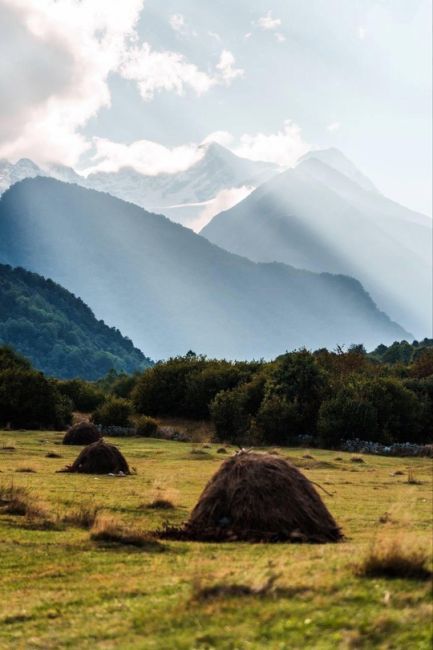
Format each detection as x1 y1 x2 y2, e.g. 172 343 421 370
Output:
2 340 432 447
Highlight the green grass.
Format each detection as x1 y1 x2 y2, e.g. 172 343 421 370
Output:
0 430 431 649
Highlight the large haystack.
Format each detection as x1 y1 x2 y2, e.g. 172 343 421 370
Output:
162 451 342 543
62 440 130 475
63 421 101 446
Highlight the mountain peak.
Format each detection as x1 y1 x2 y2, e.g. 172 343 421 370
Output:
298 148 378 193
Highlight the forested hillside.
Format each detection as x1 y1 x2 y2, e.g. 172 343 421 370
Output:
0 264 152 379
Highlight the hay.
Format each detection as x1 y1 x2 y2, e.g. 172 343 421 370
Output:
61 440 130 475
161 451 342 543
63 421 101 446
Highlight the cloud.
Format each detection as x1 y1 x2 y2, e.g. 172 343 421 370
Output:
85 120 310 176
0 1 243 166
358 26 367 40
202 131 234 147
275 32 286 43
119 46 243 101
215 50 244 84
327 121 341 132
257 10 282 31
194 186 254 231
233 120 310 167
0 0 143 166
169 13 186 33
208 31 221 42
84 137 203 176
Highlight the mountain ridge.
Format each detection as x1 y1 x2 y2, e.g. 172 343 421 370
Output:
0 176 408 360
201 151 432 338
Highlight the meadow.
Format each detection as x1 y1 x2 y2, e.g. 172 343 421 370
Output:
0 429 431 650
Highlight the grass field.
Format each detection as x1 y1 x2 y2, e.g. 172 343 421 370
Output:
0 429 432 649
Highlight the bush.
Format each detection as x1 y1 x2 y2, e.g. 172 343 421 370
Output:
56 379 105 412
132 354 259 419
318 389 378 447
254 395 301 445
135 415 158 437
92 397 133 427
0 367 72 429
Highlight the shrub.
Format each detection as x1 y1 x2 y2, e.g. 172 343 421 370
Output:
56 379 106 412
64 502 101 528
92 397 133 427
355 536 431 580
0 368 72 429
318 389 378 447
135 415 158 437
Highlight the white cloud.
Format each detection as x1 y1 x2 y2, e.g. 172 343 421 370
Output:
84 137 203 176
208 31 221 42
0 0 143 166
194 186 254 231
216 50 244 84
202 131 234 147
85 120 310 176
257 10 282 31
327 121 341 132
120 46 243 101
244 32 252 40
233 120 310 167
0 1 243 166
169 13 186 33
120 44 215 100
358 26 367 40
275 32 286 43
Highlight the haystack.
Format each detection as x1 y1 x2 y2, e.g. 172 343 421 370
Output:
63 421 101 445
62 440 130 475
162 451 342 543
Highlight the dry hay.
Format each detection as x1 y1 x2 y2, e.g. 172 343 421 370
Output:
61 440 130 475
63 421 101 446
161 451 342 543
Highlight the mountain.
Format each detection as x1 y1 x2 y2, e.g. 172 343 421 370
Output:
0 263 152 379
0 145 280 230
201 149 432 338
0 158 41 194
0 177 408 360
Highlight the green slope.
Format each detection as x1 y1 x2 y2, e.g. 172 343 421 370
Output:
0 263 152 379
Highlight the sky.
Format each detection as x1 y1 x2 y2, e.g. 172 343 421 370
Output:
0 0 431 215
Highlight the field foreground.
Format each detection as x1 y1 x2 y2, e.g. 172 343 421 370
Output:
0 431 432 649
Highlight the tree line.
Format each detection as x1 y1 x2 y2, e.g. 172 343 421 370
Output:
1 340 432 447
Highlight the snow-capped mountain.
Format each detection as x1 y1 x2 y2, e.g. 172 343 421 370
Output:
201 148 432 338
0 177 408 360
0 144 280 230
0 158 41 193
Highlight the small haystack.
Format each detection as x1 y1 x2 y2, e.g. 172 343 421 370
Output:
62 440 130 475
161 451 342 543
63 421 101 446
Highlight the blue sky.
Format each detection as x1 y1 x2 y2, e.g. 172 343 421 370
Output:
1 0 431 214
